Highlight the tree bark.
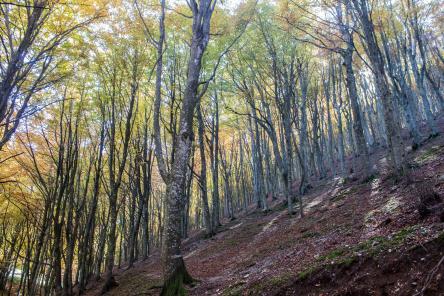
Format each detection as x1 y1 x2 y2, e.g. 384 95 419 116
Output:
158 1 216 294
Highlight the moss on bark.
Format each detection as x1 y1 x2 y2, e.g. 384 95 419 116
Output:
160 260 193 296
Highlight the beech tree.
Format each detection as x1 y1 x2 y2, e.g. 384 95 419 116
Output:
151 0 217 294
0 0 99 152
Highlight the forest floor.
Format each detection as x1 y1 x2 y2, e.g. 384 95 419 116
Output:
86 126 444 296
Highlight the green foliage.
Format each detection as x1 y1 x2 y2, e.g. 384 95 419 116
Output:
414 145 443 165
318 248 346 261
249 273 293 294
296 226 417 283
353 226 417 256
297 266 317 280
223 282 245 296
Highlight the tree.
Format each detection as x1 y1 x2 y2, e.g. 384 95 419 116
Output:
351 0 407 173
0 0 98 152
151 1 217 294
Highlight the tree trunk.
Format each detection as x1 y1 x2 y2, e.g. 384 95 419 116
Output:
159 2 216 294
197 104 213 236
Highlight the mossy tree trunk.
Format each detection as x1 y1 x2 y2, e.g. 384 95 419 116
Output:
151 1 217 294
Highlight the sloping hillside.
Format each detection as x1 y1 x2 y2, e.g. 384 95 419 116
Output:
85 135 444 296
